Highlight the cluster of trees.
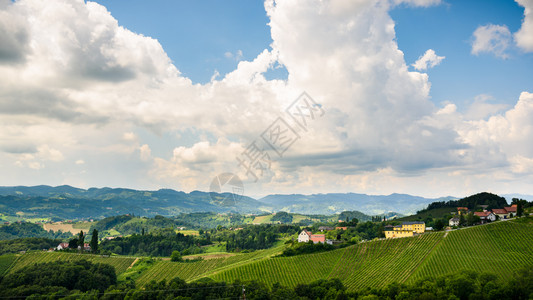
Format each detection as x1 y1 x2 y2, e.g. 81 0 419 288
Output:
0 237 62 255
219 224 299 252
270 211 293 223
309 220 385 243
2 267 532 300
418 192 510 214
356 268 533 300
0 222 72 240
99 228 206 257
0 260 117 298
65 229 99 253
90 215 181 236
281 240 336 256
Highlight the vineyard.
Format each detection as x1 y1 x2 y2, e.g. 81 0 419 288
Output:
409 220 533 281
135 243 286 286
212 232 444 290
2 219 532 293
0 254 17 276
210 220 533 291
7 252 135 275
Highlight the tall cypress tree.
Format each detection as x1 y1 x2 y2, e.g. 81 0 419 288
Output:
90 229 99 253
79 231 85 251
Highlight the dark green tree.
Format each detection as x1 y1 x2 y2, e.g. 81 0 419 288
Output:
434 219 446 231
68 238 78 249
517 201 524 217
466 213 481 226
170 250 182 262
78 231 85 250
90 229 98 253
459 214 466 226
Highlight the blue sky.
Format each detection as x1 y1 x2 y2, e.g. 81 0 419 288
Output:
92 0 533 111
93 0 275 84
391 0 532 110
1 0 533 199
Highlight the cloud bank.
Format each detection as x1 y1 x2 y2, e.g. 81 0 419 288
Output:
0 0 531 198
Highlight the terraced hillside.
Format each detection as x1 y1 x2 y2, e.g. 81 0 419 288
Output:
135 243 286 286
3 219 532 293
211 220 533 291
212 232 444 290
409 220 533 281
0 254 17 276
7 252 135 275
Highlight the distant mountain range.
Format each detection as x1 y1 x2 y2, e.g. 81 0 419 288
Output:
258 193 456 216
0 185 263 220
1 185 526 220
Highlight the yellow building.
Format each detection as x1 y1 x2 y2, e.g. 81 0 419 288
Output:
384 222 425 238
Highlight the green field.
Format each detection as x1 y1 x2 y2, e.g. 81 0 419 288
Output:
7 252 135 275
3 219 532 292
135 242 286 286
410 220 533 281
213 232 444 290
0 254 17 276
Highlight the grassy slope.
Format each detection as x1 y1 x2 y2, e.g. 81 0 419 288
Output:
396 207 456 221
135 242 286 286
409 220 533 281
4 218 532 292
212 233 443 290
7 252 135 275
210 219 533 291
0 254 18 276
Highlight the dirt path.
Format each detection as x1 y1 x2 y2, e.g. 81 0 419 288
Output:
127 258 139 270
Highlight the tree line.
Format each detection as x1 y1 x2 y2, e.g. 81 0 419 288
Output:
1 260 531 300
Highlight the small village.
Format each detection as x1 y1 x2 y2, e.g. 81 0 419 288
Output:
297 204 523 242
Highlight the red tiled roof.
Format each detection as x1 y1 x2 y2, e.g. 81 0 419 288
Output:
492 209 507 214
474 211 491 217
504 206 517 213
310 234 325 242
457 207 468 210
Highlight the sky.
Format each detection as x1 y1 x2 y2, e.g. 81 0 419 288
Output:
0 0 532 199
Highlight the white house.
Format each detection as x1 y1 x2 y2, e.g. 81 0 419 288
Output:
298 230 311 243
492 209 509 219
449 216 460 227
474 211 496 223
56 242 69 250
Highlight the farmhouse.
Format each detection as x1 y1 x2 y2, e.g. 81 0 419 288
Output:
474 211 496 223
384 221 425 238
56 242 69 250
457 207 469 215
298 230 326 244
492 208 509 219
449 216 460 227
318 226 335 231
504 205 517 217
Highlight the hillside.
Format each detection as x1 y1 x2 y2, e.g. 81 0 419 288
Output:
0 185 455 219
210 219 533 290
4 218 531 292
3 252 135 277
0 185 265 219
259 193 454 215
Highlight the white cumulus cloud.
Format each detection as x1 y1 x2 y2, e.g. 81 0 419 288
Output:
471 24 512 58
412 49 445 71
514 0 533 52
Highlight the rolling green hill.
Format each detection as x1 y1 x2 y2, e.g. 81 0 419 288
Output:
2 219 532 293
147 219 532 291
6 252 135 275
